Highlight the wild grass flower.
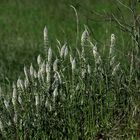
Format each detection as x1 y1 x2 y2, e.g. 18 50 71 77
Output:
60 43 67 58
87 64 91 74
37 55 42 67
71 58 76 71
17 78 24 91
53 87 58 101
70 54 73 64
40 61 46 74
12 83 17 107
53 59 59 72
30 63 34 79
35 94 39 106
48 47 52 63
13 113 17 124
81 26 89 46
44 26 49 53
24 78 29 89
64 46 68 58
109 34 116 58
4 99 9 109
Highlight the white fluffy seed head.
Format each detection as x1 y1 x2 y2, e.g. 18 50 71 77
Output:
111 34 115 47
110 34 116 57
12 83 17 107
13 113 17 124
4 99 9 109
34 69 37 78
44 26 48 39
53 59 59 72
87 64 91 74
64 46 68 58
70 54 73 64
40 61 46 74
71 58 76 71
37 55 42 66
53 87 58 99
35 94 39 106
17 78 24 91
12 83 17 99
81 68 86 78
30 63 34 78
46 63 50 74
60 43 66 58
81 27 89 46
24 78 29 89
48 48 52 63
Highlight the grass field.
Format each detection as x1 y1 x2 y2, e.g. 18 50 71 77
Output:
0 0 140 139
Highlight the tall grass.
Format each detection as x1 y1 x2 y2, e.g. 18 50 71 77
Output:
0 26 139 140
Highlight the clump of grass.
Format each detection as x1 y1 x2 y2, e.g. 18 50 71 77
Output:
0 26 139 139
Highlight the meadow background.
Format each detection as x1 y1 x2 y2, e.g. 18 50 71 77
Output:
0 0 140 139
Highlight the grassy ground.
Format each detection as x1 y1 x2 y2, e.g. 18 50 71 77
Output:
0 0 140 139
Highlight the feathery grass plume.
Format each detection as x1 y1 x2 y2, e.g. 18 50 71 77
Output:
60 43 67 58
48 47 52 64
46 63 51 86
37 71 42 84
53 87 58 102
70 54 73 64
64 46 68 58
53 59 59 72
109 34 116 58
17 78 24 91
37 55 42 67
4 99 9 109
24 78 29 89
44 26 49 54
112 63 120 76
35 93 39 106
81 68 86 79
81 25 90 47
87 64 91 74
40 61 46 75
71 58 76 71
30 63 34 81
13 113 17 124
91 42 101 64
12 83 17 107
33 69 37 79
